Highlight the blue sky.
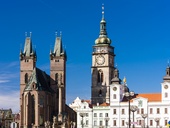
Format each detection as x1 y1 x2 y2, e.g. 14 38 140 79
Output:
0 0 170 113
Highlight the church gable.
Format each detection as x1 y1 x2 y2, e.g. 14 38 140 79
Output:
24 68 52 92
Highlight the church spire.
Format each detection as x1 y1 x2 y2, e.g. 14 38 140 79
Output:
53 31 65 57
95 4 111 45
24 33 33 56
20 32 36 60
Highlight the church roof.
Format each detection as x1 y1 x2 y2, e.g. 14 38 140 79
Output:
24 68 53 92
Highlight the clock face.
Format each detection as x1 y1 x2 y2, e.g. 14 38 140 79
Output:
113 87 117 91
96 55 105 65
164 85 168 89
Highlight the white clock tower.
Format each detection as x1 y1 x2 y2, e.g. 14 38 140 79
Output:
91 5 115 105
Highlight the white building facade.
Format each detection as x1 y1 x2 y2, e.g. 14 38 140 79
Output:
69 97 93 128
110 66 170 128
69 5 170 128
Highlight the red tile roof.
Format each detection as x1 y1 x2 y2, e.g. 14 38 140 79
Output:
100 102 110 106
122 93 162 102
135 93 161 102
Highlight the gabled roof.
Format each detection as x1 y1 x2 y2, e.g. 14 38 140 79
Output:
24 68 53 92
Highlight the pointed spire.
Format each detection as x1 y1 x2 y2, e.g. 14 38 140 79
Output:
100 4 107 37
52 31 65 57
23 34 33 56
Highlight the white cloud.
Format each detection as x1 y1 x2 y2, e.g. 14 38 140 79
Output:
0 62 20 113
0 91 20 113
0 80 9 83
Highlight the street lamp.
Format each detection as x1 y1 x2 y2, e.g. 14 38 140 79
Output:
124 90 135 128
130 105 138 128
79 113 86 128
141 114 147 128
154 118 160 128
126 122 129 128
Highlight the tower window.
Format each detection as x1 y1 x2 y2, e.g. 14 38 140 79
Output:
99 89 102 97
98 70 104 83
165 92 168 98
25 59 29 62
25 73 28 83
55 73 58 84
101 72 103 82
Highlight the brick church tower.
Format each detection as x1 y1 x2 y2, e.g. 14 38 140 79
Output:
19 33 75 128
50 32 67 123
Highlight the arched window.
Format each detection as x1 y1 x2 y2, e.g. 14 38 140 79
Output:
98 72 100 83
55 73 58 84
101 72 103 82
98 70 104 83
25 73 28 83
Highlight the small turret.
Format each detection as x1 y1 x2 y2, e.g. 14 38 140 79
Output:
163 64 170 82
111 68 121 84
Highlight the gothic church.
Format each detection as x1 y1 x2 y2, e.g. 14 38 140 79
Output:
19 33 76 128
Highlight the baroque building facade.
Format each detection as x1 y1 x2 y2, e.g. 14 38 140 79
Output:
19 33 76 128
69 5 170 128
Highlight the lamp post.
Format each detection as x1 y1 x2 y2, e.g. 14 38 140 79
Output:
130 105 138 128
124 91 135 128
154 118 160 128
79 113 86 128
141 114 147 128
126 122 129 128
